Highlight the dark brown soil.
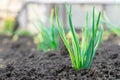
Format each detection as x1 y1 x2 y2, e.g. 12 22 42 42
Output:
0 35 120 80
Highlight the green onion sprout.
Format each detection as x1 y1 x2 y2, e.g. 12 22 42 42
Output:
56 5 103 70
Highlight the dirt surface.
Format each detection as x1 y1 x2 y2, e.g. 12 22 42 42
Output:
0 35 120 80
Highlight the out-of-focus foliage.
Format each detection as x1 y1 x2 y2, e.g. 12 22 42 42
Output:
34 9 59 52
101 12 120 37
0 17 14 35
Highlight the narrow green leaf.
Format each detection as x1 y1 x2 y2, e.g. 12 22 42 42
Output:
95 12 101 35
55 6 76 68
67 5 82 68
88 26 103 67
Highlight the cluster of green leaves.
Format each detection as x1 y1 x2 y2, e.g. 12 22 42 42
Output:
56 5 103 70
0 17 14 35
35 9 59 52
0 17 31 39
4 18 14 34
101 12 120 36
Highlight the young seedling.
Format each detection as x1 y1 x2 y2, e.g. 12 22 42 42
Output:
35 9 59 52
56 5 103 70
0 17 14 35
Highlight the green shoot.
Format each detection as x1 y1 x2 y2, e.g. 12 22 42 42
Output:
0 17 14 35
56 5 103 70
35 9 59 52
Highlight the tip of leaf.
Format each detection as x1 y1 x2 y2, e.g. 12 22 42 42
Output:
51 8 54 18
55 6 58 17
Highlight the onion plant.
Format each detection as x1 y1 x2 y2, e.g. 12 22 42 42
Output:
56 5 103 70
0 17 14 35
35 9 59 52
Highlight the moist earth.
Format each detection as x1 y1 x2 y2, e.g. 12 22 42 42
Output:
0 35 120 80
